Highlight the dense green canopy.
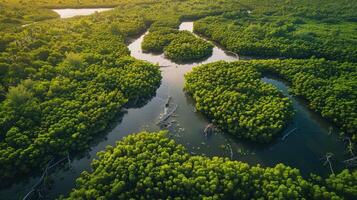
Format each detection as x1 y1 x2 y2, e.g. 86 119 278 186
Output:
185 59 356 143
0 3 58 31
250 59 357 142
0 0 250 186
142 27 213 62
0 0 356 195
194 0 357 62
185 61 293 142
0 11 161 183
62 131 356 200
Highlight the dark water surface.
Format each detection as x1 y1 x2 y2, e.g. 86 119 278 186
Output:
0 22 348 200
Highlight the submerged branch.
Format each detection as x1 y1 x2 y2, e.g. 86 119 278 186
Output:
281 128 297 141
23 154 71 200
227 144 233 160
321 153 335 175
343 156 357 167
344 137 355 157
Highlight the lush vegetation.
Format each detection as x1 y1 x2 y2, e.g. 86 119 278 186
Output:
249 59 357 142
0 3 58 31
0 0 254 186
0 9 161 183
185 59 356 142
185 61 293 143
62 131 356 200
1 0 356 197
165 34 213 62
194 0 357 62
3 0 143 8
142 27 181 53
0 56 161 180
142 27 213 62
324 170 357 199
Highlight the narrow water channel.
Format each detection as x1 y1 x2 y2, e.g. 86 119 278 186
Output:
0 21 348 200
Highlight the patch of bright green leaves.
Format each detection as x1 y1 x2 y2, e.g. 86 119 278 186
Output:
250 59 357 142
0 12 160 183
62 131 355 200
194 1 357 62
142 27 213 62
185 61 293 143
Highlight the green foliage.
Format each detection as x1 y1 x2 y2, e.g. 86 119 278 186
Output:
64 52 84 68
5 84 34 107
248 59 357 142
0 0 249 185
3 0 147 8
62 131 346 200
142 27 213 62
324 170 357 199
1 0 356 193
0 6 161 182
185 61 293 143
0 56 161 182
194 0 357 62
185 58 357 143
164 33 213 62
142 27 180 53
186 59 356 143
0 3 58 31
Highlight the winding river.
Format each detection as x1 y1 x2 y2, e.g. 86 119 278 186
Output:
0 14 349 200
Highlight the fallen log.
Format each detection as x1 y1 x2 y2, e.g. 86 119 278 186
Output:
157 105 178 125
